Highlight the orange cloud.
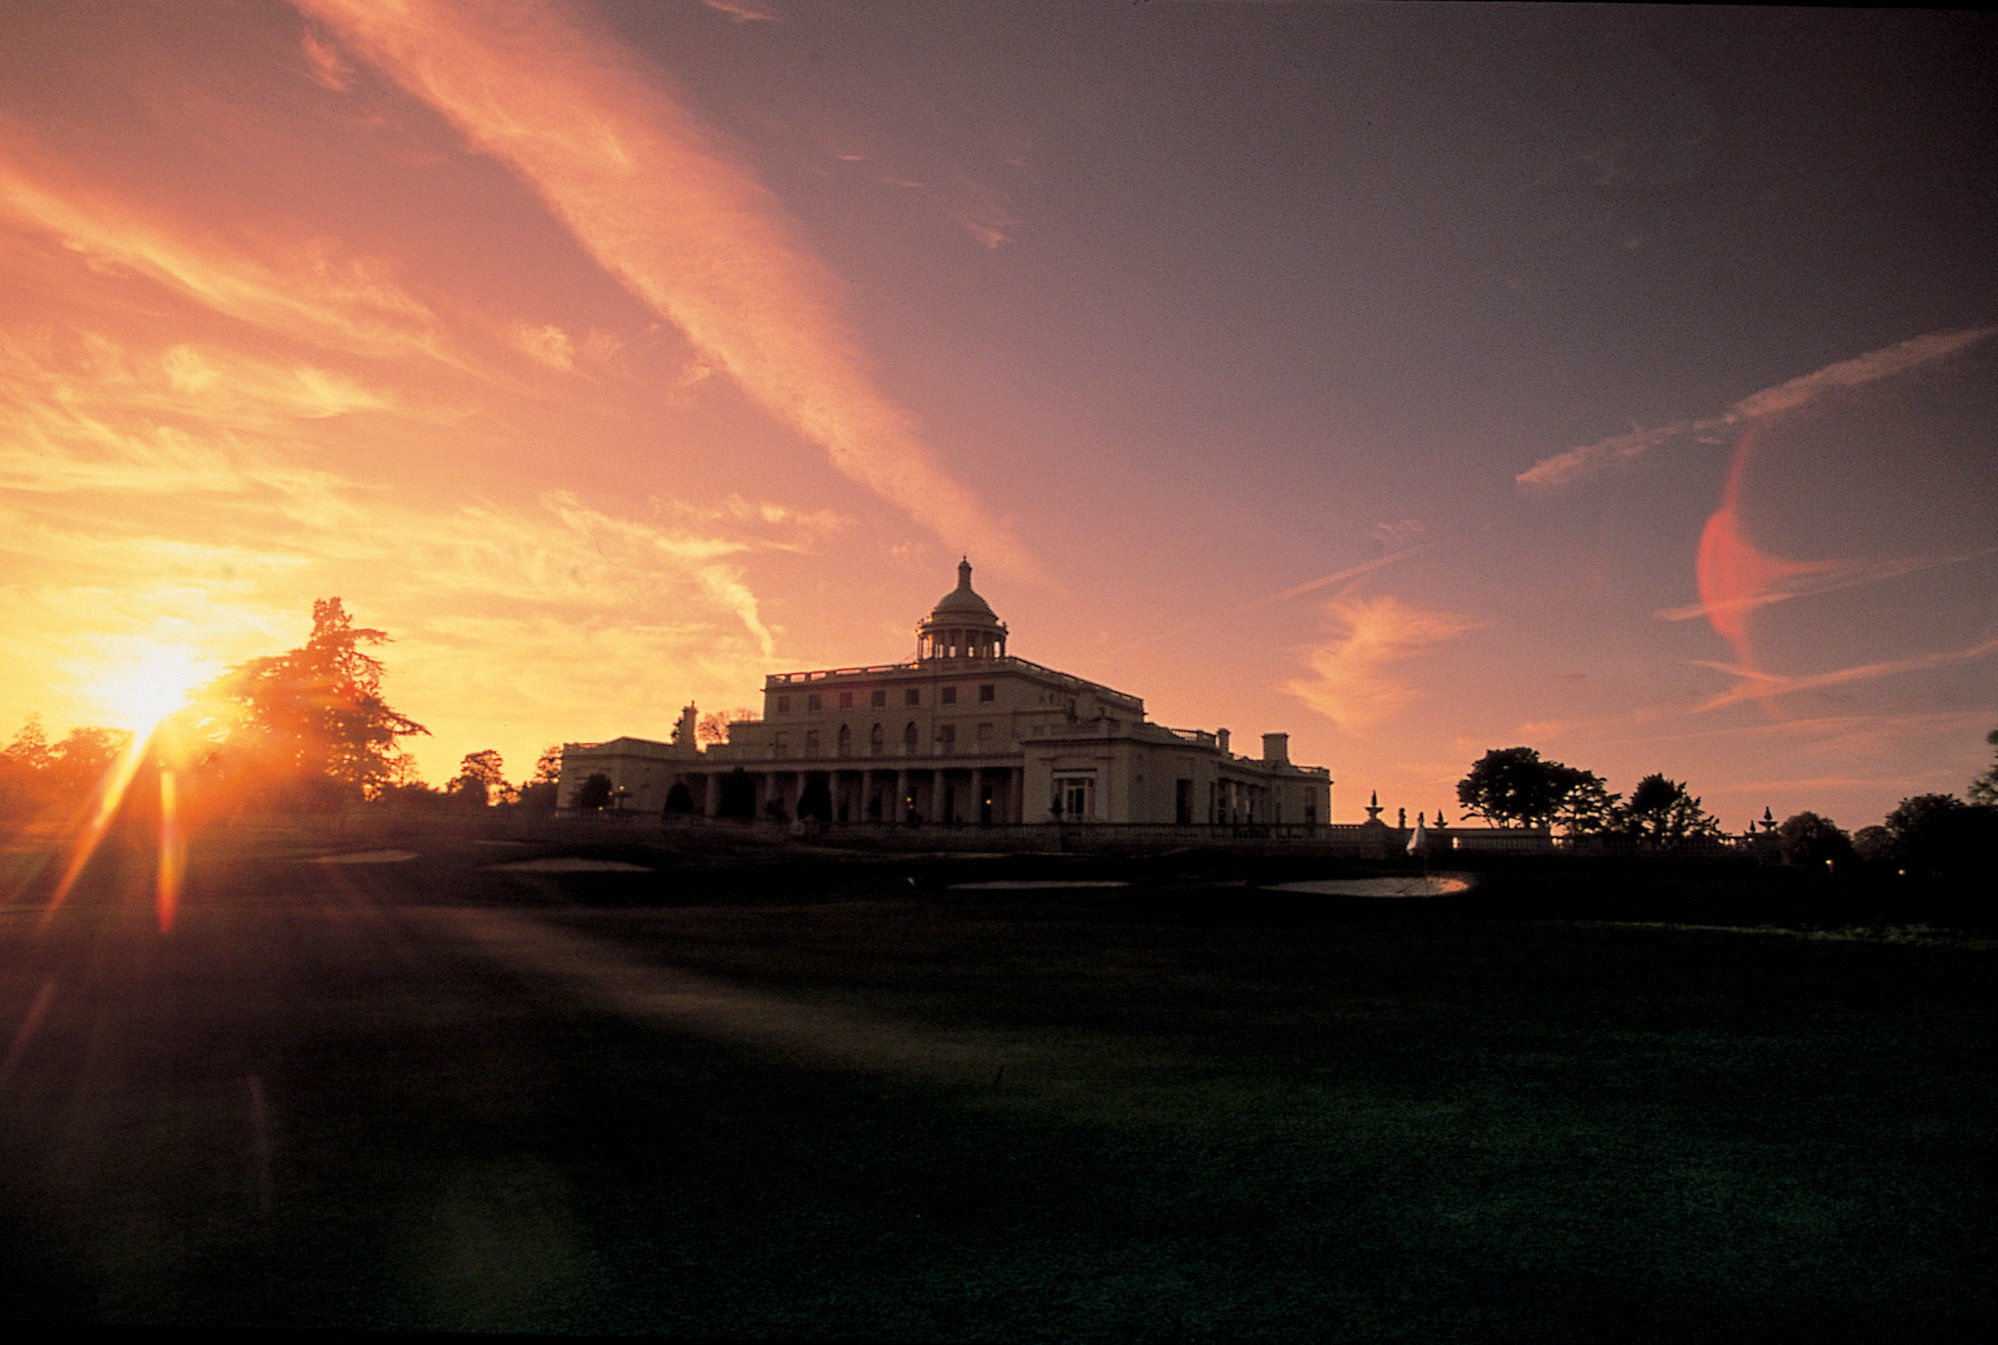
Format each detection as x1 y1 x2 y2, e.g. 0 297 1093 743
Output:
294 0 1040 582
0 151 451 366
1284 589 1483 732
504 321 576 372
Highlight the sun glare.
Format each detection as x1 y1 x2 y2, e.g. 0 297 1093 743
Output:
82 644 219 738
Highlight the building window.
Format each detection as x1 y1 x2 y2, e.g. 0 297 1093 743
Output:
977 721 994 745
1176 778 1193 825
936 724 955 755
903 721 918 754
773 731 789 759
871 689 887 707
776 695 790 714
1054 773 1096 822
807 693 821 712
941 686 957 705
804 730 819 759
870 722 884 755
837 724 851 757
905 687 921 706
979 683 995 702
839 691 853 709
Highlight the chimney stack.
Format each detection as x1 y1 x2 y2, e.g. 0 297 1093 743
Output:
1262 733 1289 764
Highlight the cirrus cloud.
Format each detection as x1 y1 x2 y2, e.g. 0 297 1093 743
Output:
1517 325 1997 492
292 0 1040 582
1284 589 1484 733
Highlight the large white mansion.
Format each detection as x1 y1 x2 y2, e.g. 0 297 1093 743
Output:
557 560 1331 827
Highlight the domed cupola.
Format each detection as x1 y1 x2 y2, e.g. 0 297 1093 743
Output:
917 558 1007 660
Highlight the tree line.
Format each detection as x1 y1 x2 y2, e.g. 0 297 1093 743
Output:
0 599 560 830
1454 738 1998 879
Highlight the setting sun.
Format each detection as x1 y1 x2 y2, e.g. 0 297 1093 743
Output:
81 644 220 739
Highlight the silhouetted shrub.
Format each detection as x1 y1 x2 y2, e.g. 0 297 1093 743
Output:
1777 811 1855 871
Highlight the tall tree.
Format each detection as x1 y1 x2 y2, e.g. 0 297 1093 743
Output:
1622 774 1722 849
515 744 563 813
449 749 510 806
201 598 428 809
1457 747 1613 830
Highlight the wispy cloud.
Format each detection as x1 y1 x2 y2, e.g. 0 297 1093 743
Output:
1248 545 1427 610
294 0 1039 580
504 321 576 372
697 0 781 22
1693 637 1998 712
300 31 355 90
1655 547 1998 623
1368 519 1427 550
1517 326 1997 491
0 151 452 367
1285 589 1483 732
0 318 787 763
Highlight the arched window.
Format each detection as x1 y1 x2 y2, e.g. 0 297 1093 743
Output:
903 721 918 755
870 722 884 755
837 724 851 758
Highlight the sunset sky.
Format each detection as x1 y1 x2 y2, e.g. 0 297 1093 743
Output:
3 1 1993 829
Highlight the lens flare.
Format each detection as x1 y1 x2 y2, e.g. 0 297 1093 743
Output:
41 731 151 925
156 768 184 932
1694 427 1839 708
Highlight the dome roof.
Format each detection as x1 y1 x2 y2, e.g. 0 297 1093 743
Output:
926 558 1000 624
916 558 1008 660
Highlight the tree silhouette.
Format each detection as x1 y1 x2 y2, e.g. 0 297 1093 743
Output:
449 749 510 806
1622 774 1721 849
1883 793 1998 879
1776 811 1855 870
1970 727 1998 807
199 598 428 809
576 772 614 811
516 744 563 813
1457 747 1614 830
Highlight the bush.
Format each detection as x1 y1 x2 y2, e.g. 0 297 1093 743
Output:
1777 811 1856 871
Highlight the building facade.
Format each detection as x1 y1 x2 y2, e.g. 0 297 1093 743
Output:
558 560 1332 827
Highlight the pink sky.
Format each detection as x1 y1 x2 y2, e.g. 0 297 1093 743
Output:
2 2 1993 830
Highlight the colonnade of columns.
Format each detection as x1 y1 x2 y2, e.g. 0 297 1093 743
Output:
673 764 1023 825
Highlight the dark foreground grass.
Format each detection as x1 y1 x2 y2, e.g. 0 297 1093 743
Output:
0 829 1989 1339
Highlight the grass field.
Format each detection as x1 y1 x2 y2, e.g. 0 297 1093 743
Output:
0 825 1990 1338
